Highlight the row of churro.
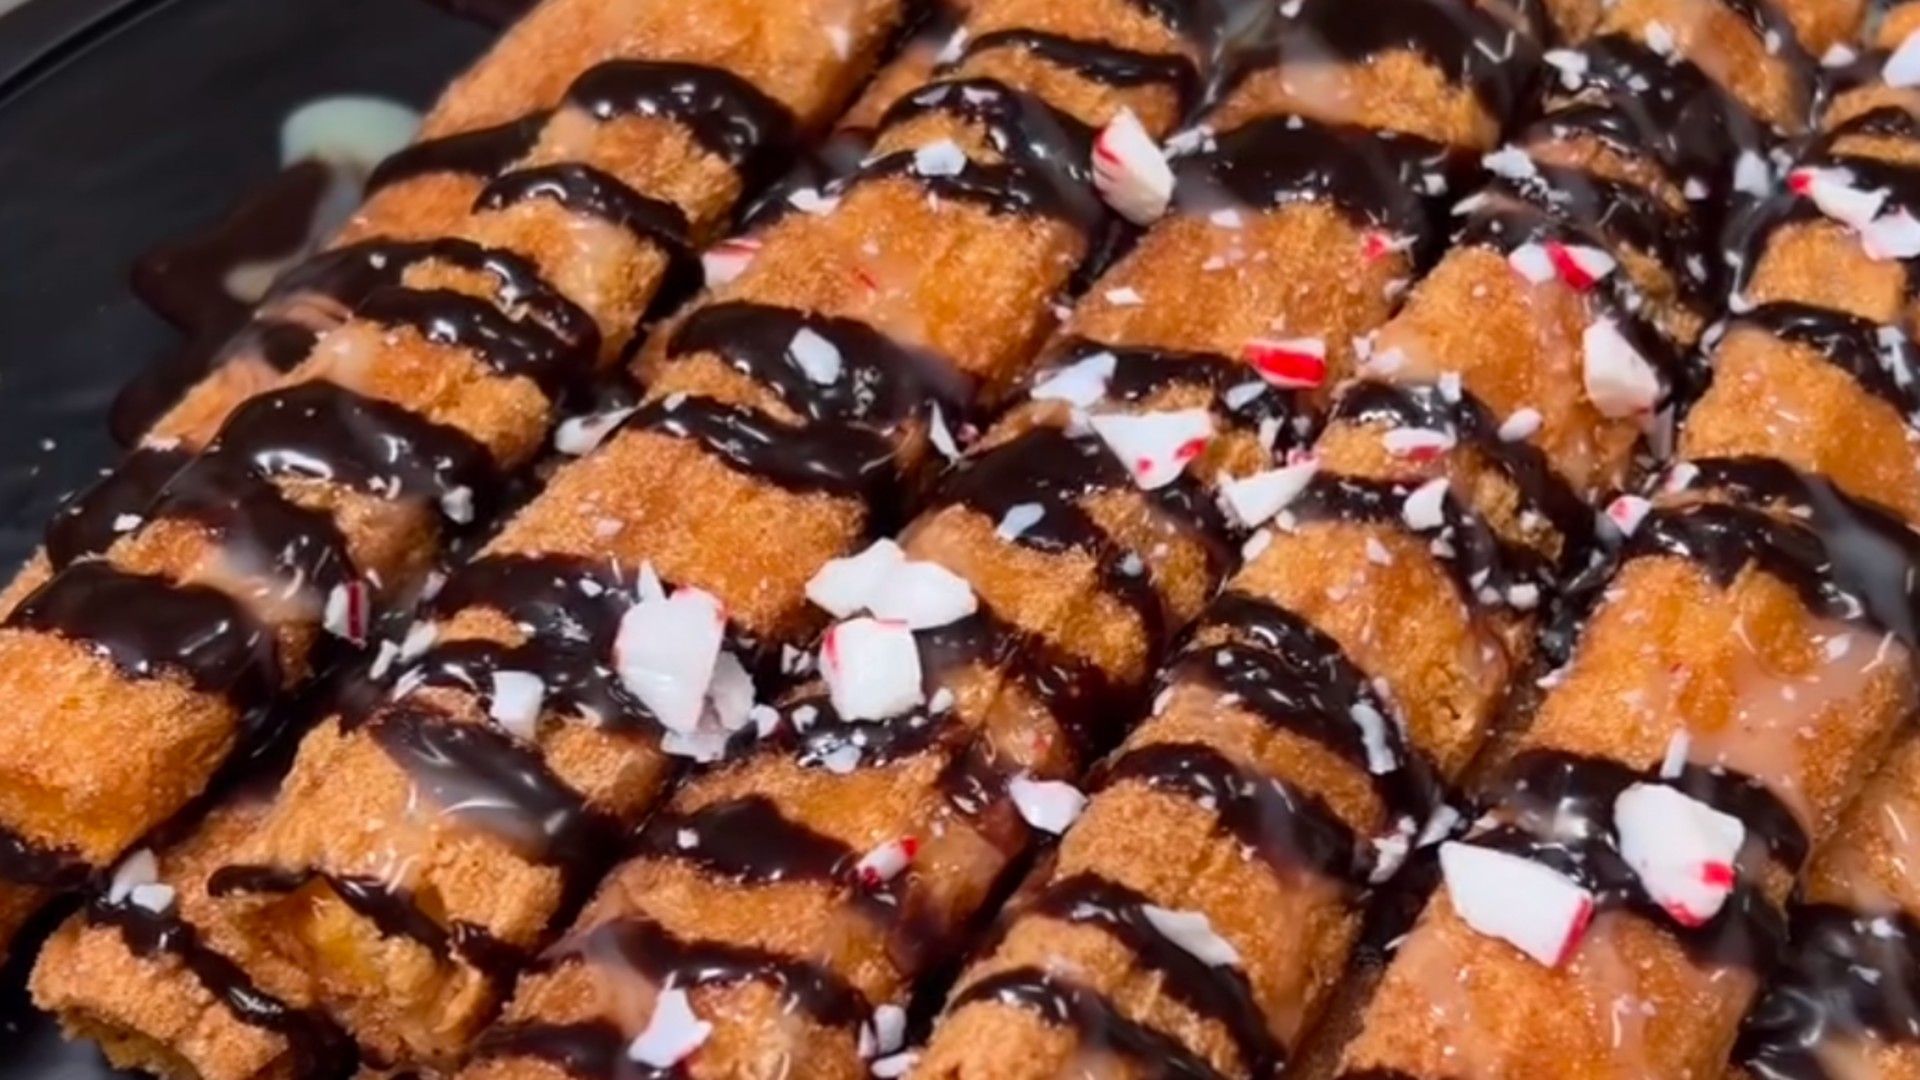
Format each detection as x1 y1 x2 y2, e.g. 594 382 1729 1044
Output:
460 0 1564 1077
26 0 1237 1075
1727 9 1920 1079
894 0 1818 1070
1329 3 1920 1078
0 0 918 958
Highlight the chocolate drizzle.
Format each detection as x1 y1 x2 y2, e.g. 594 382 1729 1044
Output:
564 60 797 186
1011 872 1283 1073
1736 903 1920 1079
1725 301 1920 425
86 896 356 1076
959 28 1202 115
622 394 898 501
1268 0 1540 115
366 113 548 194
1471 748 1792 970
44 443 194 569
951 966 1227 1078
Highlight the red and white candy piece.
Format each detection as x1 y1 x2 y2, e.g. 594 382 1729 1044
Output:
627 988 712 1069
1614 782 1744 927
323 580 371 644
614 583 726 733
1863 208 1920 261
1440 841 1595 968
701 237 761 289
807 540 907 619
1606 494 1652 537
1008 773 1087 834
854 836 920 887
806 540 976 629
1092 108 1173 226
1141 904 1241 966
1788 166 1885 230
820 617 923 721
488 670 546 742
1090 409 1213 491
1509 241 1615 291
1244 336 1328 389
1582 318 1661 418
1220 456 1319 528
1381 426 1455 462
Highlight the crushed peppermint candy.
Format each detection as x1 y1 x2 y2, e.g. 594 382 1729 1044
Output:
627 988 712 1069
1381 426 1456 461
807 540 907 619
807 540 976 629
614 581 727 733
927 402 961 462
1606 494 1652 537
555 406 637 455
996 502 1045 540
1091 107 1173 225
1008 774 1087 834
1615 782 1744 927
323 580 370 644
1220 457 1318 528
913 139 967 177
871 1052 918 1078
820 617 924 720
701 237 761 288
1244 336 1327 388
488 670 546 742
1582 318 1661 418
1031 351 1116 407
108 849 159 905
1141 904 1241 966
1401 478 1451 532
854 837 920 887
1498 407 1542 442
1789 166 1885 230
1090 409 1213 491
129 882 177 914
789 327 844 385
1544 241 1615 290
1441 841 1595 967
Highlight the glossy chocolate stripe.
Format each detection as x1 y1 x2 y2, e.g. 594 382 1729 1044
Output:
1728 301 1920 424
951 966 1228 1078
355 286 584 400
426 552 636 645
1497 160 1709 303
1269 0 1539 115
472 1021 630 1080
45 444 194 570
8 561 279 707
87 897 356 1077
366 113 549 194
958 28 1201 114
406 637 652 733
621 395 897 500
346 702 620 871
1020 872 1284 1073
565 59 797 183
1042 335 1308 447
636 796 853 884
1736 903 1920 1079
0 829 89 890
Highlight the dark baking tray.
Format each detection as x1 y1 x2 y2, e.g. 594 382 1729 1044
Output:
0 0 494 1070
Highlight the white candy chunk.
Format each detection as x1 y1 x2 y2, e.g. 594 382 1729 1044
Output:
789 327 843 385
1350 701 1397 774
614 586 726 733
1615 782 1744 927
868 560 977 630
1401 478 1451 532
109 849 159 905
1508 242 1557 284
807 540 907 618
1381 426 1456 459
129 883 177 914
1008 774 1087 834
871 1052 919 1078
870 1004 908 1055
996 503 1045 540
1885 30 1920 88
441 486 475 524
1791 166 1885 230
1481 145 1536 179
707 651 756 732
701 237 761 288
1863 209 1920 261
1091 409 1213 491
1221 458 1318 528
1498 407 1542 442
1582 318 1661 418
488 670 546 742
927 402 961 462
1659 730 1691 779
1031 351 1117 407
1091 108 1173 225
820 617 923 721
1733 151 1771 198
628 988 712 1069
913 139 967 177
554 406 636 456
1440 841 1595 967
1142 904 1241 966
1607 494 1652 537
854 837 919 886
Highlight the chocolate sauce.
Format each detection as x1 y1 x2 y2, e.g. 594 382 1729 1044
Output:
959 29 1202 116
8 561 280 707
44 444 194 569
950 966 1226 1078
1043 335 1309 452
622 394 898 501
207 863 525 982
1472 747 1792 970
1727 302 1920 425
1172 116 1459 242
366 113 548 194
564 60 797 186
1019 872 1284 1073
1101 740 1365 884
0 830 90 890
1331 380 1597 569
636 796 852 885
1736 903 1920 1079
472 1022 632 1080
353 273 588 400
1268 0 1540 116
87 896 356 1077
1494 159 1711 304
347 702 620 870
475 162 702 317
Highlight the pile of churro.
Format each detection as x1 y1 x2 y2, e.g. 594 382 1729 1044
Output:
11 0 1920 1077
